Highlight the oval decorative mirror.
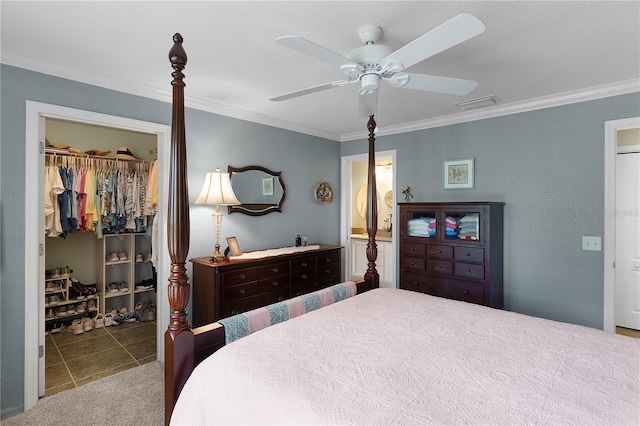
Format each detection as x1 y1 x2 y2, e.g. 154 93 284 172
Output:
227 165 286 216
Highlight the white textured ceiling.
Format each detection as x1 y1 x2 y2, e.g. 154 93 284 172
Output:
2 1 639 141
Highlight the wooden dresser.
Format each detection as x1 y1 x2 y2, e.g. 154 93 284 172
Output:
190 244 342 326
398 202 504 309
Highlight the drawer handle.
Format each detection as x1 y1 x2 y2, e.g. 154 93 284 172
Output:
278 297 286 302
301 262 308 267
411 261 416 266
429 250 441 255
325 268 331 274
463 290 469 295
238 288 246 295
301 274 308 280
231 309 239 315
413 281 419 286
411 247 416 252
272 267 279 273
325 258 331 263
465 252 471 257
465 268 472 273
435 265 442 270
238 273 246 280
272 281 279 287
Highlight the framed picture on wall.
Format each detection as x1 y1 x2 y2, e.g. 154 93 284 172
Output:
443 158 475 190
262 177 274 196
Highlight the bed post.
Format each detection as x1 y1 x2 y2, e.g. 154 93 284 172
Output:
164 33 193 426
364 115 380 291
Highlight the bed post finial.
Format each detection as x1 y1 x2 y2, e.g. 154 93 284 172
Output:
364 115 380 291
165 32 194 426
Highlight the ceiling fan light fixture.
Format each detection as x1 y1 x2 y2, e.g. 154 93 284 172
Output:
360 73 380 94
455 95 498 111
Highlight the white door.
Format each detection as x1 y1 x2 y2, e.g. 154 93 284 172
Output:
614 151 640 330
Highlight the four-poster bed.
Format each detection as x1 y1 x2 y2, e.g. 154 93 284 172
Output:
164 35 639 425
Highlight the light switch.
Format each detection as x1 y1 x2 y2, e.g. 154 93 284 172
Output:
582 236 601 251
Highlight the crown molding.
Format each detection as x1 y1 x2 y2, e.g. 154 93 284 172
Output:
340 79 640 141
3 52 637 143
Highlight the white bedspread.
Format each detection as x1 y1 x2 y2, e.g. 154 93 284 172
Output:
172 288 640 425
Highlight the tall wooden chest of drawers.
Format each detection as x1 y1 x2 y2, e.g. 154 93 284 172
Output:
190 244 342 327
399 202 504 308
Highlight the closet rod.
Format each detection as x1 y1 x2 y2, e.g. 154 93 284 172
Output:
44 148 149 163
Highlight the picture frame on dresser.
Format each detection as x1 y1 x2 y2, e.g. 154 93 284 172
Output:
226 236 242 256
443 157 475 189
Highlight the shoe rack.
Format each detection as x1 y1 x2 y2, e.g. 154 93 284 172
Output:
97 233 156 317
45 271 100 331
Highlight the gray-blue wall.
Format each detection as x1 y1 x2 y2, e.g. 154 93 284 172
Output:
342 93 640 326
0 64 340 418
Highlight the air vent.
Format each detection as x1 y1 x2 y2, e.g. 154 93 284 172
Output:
455 95 498 111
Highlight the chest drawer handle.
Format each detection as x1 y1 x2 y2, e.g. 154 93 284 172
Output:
411 247 416 252
429 250 441 255
300 274 308 280
238 273 246 280
413 281 419 286
271 267 279 273
463 290 469 295
324 268 332 274
231 309 239 315
238 288 246 295
435 265 442 270
278 297 286 302
465 252 471 256
465 268 472 273
301 262 308 267
272 281 279 287
411 261 416 266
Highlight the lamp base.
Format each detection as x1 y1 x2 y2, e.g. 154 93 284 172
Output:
210 243 225 262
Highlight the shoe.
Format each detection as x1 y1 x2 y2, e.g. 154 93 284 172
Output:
50 268 60 279
107 282 119 293
118 249 128 261
144 252 152 262
77 301 87 314
55 305 67 317
94 313 105 328
136 253 144 263
81 317 94 332
87 299 97 311
68 319 84 335
45 281 61 292
66 304 76 315
119 306 128 315
49 295 60 306
107 307 118 316
60 266 70 277
46 308 55 320
134 302 144 316
118 282 129 293
50 323 65 334
104 313 114 327
126 312 138 322
112 313 126 326
106 252 119 263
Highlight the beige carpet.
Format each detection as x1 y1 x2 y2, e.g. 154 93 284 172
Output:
2 361 163 426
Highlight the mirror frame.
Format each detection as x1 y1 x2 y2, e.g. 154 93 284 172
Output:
227 165 286 216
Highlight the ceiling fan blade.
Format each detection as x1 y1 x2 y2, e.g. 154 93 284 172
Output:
270 80 354 101
358 90 378 117
276 35 360 70
387 73 478 95
382 13 485 73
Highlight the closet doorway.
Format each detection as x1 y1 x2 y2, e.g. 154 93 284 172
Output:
24 101 170 411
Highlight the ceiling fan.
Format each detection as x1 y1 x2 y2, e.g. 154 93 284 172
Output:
270 13 485 117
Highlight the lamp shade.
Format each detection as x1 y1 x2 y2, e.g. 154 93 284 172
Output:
194 169 241 206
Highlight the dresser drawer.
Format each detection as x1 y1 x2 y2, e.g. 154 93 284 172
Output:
454 263 485 280
317 251 339 265
317 263 340 283
402 256 426 271
427 260 453 275
260 261 289 279
439 280 484 305
291 269 317 287
426 244 453 260
258 274 288 292
402 242 425 257
454 247 484 263
222 267 259 286
400 271 438 295
291 256 316 271
221 288 289 317
222 281 260 302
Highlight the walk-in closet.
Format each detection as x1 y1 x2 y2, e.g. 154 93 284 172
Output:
43 118 158 396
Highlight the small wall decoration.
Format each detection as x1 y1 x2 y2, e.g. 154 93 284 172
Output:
314 181 333 203
384 190 393 208
443 158 475 190
226 236 242 256
401 186 414 201
262 177 274 196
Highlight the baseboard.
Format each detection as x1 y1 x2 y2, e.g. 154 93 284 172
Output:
1 404 25 421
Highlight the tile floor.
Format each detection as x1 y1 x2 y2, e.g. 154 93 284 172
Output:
45 320 156 397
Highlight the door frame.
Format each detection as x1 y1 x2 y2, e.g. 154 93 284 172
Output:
340 150 397 287
24 101 171 410
603 116 640 333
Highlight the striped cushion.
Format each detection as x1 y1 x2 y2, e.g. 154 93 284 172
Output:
218 281 357 344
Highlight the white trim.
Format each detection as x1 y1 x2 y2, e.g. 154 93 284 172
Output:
603 116 640 333
4 52 638 143
340 150 397 288
24 101 170 412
